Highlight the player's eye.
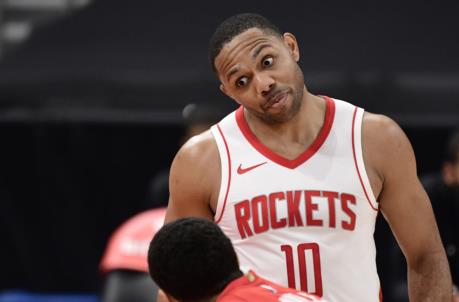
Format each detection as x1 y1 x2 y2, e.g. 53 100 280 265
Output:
262 56 273 67
236 76 248 87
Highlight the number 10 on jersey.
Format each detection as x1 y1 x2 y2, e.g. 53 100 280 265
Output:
280 243 323 297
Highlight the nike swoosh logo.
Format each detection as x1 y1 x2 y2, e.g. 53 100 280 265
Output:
237 162 267 175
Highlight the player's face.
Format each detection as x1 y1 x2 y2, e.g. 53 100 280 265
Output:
215 28 305 124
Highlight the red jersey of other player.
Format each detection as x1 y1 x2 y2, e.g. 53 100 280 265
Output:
218 271 322 302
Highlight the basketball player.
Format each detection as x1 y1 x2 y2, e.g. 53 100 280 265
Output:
165 13 453 301
148 217 324 302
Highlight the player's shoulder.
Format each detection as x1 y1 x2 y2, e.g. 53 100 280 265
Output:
175 129 218 161
362 111 398 131
362 112 409 147
171 129 220 177
361 112 415 170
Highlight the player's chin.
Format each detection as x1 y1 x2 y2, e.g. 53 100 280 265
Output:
267 100 296 119
262 108 292 124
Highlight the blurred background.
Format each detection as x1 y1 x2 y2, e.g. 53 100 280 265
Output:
0 0 458 301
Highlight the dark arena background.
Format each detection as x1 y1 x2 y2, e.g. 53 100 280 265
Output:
0 0 458 301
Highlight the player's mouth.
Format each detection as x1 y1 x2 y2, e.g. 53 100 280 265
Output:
263 90 289 110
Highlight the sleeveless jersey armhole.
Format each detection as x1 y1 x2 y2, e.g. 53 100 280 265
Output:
210 124 232 223
352 107 379 211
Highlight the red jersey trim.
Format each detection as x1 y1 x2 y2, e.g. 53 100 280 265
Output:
235 96 336 169
351 107 378 212
215 124 232 224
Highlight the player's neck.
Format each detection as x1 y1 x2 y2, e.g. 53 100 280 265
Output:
245 91 327 158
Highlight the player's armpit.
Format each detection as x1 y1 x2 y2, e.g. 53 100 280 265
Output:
362 113 453 301
165 130 220 223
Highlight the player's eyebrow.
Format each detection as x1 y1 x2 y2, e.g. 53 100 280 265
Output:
251 44 271 60
226 67 239 82
225 42 272 82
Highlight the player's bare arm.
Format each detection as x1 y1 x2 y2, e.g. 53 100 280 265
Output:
362 112 453 301
160 130 221 302
165 130 220 223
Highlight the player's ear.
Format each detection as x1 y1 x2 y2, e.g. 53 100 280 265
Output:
282 32 300 62
219 83 228 95
161 291 176 302
220 83 233 99
220 83 241 105
156 289 173 302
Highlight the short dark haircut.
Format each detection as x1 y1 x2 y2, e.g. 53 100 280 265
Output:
445 129 459 163
209 13 282 73
148 218 242 302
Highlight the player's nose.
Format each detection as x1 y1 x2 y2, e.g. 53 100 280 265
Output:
253 72 275 96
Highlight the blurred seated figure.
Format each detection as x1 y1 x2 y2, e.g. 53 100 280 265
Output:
100 208 166 302
148 217 325 302
100 102 231 302
422 129 459 297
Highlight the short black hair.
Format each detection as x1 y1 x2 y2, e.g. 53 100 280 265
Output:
445 129 459 163
209 13 282 73
148 218 242 302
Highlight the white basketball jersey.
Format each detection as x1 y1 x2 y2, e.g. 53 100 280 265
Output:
210 97 381 302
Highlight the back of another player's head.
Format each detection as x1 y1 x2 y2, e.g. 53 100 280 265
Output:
209 13 282 73
148 217 242 302
443 129 459 186
445 129 459 164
